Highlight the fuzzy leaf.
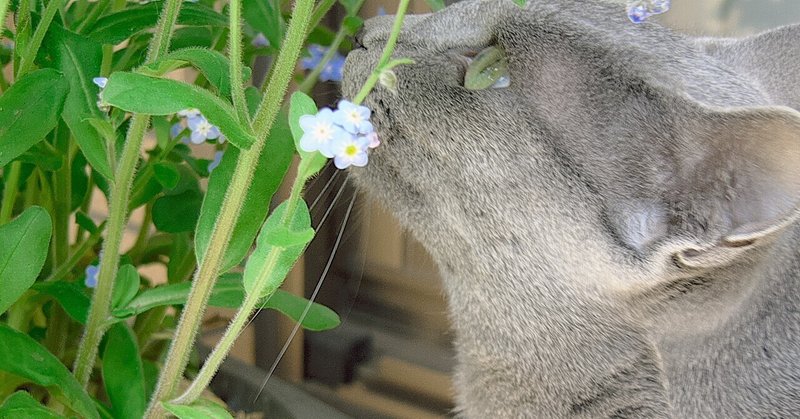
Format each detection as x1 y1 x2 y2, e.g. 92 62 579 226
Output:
103 72 255 149
102 323 146 419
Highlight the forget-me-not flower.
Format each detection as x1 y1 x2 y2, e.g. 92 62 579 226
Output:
299 108 350 158
188 115 222 144
170 122 184 139
85 265 99 288
366 132 381 149
208 151 224 172
93 77 108 89
93 77 110 112
627 0 670 23
178 108 201 119
332 134 371 169
252 33 270 48
300 45 346 82
334 100 373 135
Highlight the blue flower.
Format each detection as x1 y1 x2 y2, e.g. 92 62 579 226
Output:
331 134 371 169
252 33 270 48
178 108 201 118
299 108 350 158
92 77 108 89
333 100 373 135
627 0 670 24
85 265 99 288
208 151 224 172
300 45 345 82
188 115 221 144
170 122 184 139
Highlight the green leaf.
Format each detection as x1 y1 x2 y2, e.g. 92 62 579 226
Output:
262 289 340 332
86 2 228 46
342 16 364 36
0 69 68 167
424 0 446 11
113 275 339 331
262 224 315 247
243 200 314 298
0 391 61 419
195 117 294 272
0 325 99 419
44 24 113 179
32 281 91 324
167 233 195 284
139 47 252 99
0 207 52 315
152 189 203 233
102 72 256 150
153 162 180 190
102 323 146 419
512 0 526 5
111 264 140 310
289 92 327 180
242 0 284 49
161 399 232 419
17 141 65 172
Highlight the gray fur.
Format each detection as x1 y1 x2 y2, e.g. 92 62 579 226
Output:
341 0 800 417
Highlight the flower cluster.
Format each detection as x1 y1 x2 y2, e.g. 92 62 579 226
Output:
300 44 346 82
171 108 226 145
299 100 379 169
627 0 671 23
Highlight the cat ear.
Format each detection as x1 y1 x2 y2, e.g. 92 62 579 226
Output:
698 24 800 110
670 104 800 269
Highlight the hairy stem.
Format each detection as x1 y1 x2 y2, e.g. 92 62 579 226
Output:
353 0 411 105
144 1 315 415
72 0 183 387
227 0 249 124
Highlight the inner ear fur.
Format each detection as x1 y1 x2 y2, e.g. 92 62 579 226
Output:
669 103 800 268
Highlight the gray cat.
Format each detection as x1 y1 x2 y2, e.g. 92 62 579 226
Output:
341 0 800 417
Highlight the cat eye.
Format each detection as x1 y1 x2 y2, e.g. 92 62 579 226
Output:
464 46 510 90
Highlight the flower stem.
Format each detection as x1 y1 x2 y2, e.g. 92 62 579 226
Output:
171 180 304 406
227 0 249 124
0 0 10 41
353 0 411 105
44 222 106 282
72 0 183 387
144 0 315 415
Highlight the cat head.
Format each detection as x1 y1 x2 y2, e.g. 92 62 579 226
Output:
342 0 800 285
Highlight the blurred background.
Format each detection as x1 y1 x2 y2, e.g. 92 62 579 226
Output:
198 1 800 417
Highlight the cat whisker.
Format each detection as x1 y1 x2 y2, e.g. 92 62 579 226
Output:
253 192 358 403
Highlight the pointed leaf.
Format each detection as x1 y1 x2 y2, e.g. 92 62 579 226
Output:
32 281 90 324
0 207 52 315
112 275 339 331
102 72 256 149
102 323 145 419
139 47 252 99
243 200 314 298
194 117 294 272
152 189 203 233
0 325 99 419
86 2 228 46
44 24 113 179
0 69 68 167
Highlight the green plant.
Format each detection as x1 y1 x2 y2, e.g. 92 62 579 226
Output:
0 0 415 416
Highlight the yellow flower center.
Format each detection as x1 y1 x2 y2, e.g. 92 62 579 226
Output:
344 144 359 157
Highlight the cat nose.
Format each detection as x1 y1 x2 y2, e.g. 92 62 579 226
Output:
353 28 366 50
